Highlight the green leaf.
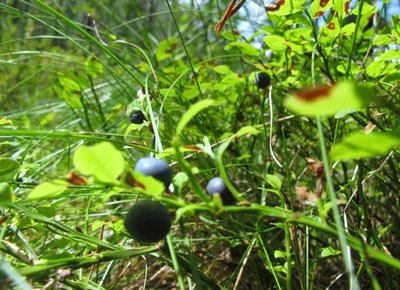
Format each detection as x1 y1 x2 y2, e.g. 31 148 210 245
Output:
220 30 241 41
217 126 260 158
332 0 349 19
28 181 67 200
58 74 80 91
224 42 259 57
267 0 305 16
53 85 82 110
0 182 14 205
321 246 341 258
334 108 362 119
214 65 233 75
274 250 287 259
372 34 393 46
331 131 400 161
38 205 56 217
320 17 340 39
266 174 282 190
0 158 20 182
130 171 165 196
377 50 400 61
263 35 287 52
156 37 178 61
284 81 372 117
0 118 12 125
173 172 189 193
365 61 395 77
85 56 103 78
73 142 124 183
310 0 332 19
174 99 217 139
352 2 377 16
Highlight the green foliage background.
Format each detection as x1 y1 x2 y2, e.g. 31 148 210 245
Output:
0 0 399 289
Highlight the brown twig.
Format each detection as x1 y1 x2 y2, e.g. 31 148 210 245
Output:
215 0 246 33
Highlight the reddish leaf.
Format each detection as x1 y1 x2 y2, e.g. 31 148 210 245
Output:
294 85 333 102
320 0 330 8
183 145 203 151
67 171 87 185
327 22 336 30
265 0 285 12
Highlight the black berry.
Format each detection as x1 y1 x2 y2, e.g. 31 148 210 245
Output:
124 200 171 243
254 72 271 89
130 110 146 124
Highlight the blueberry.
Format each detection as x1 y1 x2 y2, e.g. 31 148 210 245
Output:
135 157 172 188
124 200 171 243
254 72 271 89
130 110 146 124
206 177 236 205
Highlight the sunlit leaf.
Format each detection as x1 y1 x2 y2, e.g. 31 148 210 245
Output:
0 182 14 205
274 250 287 259
224 42 259 57
73 142 124 183
58 74 80 91
220 30 241 41
310 0 332 19
214 65 233 75
156 37 178 61
85 56 103 78
28 181 68 200
129 171 165 196
0 118 12 125
38 205 56 217
372 34 393 46
0 158 20 182
175 99 217 139
321 246 341 258
266 0 305 16
320 17 340 39
331 131 400 161
263 35 287 52
266 174 282 190
54 85 82 110
284 81 373 117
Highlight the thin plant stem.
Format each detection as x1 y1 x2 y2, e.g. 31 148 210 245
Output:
316 116 360 290
166 234 186 290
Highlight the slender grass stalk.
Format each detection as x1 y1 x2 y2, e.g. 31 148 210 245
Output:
305 225 310 290
0 129 153 151
312 37 360 288
166 234 186 290
0 259 32 290
18 247 158 277
316 116 360 290
257 234 282 290
345 0 365 79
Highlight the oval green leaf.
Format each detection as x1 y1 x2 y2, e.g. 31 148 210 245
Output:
284 81 372 117
28 181 67 200
331 131 400 161
73 142 124 183
0 158 20 182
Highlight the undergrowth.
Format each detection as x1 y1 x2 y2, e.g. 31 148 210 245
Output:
0 0 399 289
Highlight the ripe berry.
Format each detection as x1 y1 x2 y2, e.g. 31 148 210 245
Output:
135 157 173 188
124 200 171 243
206 177 236 205
254 72 271 89
130 110 146 124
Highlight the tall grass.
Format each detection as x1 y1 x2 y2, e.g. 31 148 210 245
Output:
1 1 399 289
